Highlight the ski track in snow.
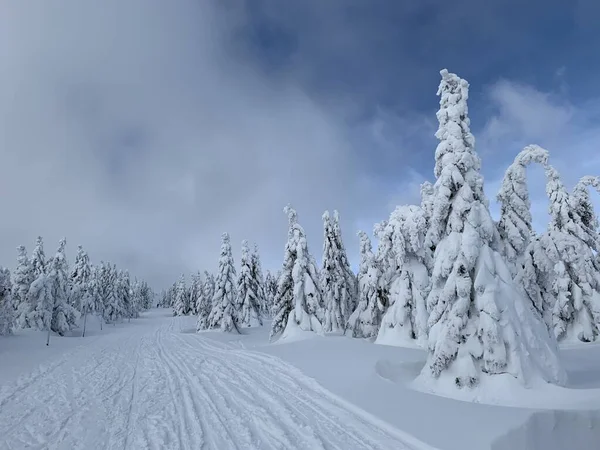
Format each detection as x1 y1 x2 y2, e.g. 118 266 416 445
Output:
0 315 431 450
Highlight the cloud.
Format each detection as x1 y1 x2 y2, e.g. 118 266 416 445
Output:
479 79 600 232
0 0 393 288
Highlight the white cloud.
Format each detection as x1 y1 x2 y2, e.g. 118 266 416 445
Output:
480 78 600 232
0 0 383 287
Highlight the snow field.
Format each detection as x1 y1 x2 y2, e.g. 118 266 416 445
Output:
0 310 435 450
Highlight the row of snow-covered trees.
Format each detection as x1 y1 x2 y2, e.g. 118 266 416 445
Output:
266 69 600 389
0 236 154 342
163 238 278 332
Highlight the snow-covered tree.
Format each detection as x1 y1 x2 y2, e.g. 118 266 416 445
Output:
189 271 202 316
138 281 153 310
346 231 382 338
196 271 215 331
321 211 355 333
536 166 600 342
173 274 189 316
236 240 263 327
69 246 92 313
117 270 134 321
571 176 600 250
270 206 323 341
419 69 565 389
497 145 549 275
205 233 239 332
48 239 79 336
264 270 278 316
31 236 47 278
13 246 36 329
250 243 269 317
332 211 358 312
101 263 120 324
27 272 53 334
69 246 93 335
0 267 14 335
376 205 430 347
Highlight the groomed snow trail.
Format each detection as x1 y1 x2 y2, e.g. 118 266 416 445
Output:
0 311 431 450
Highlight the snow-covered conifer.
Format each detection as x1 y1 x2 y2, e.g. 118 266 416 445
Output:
206 233 239 332
101 264 120 324
497 145 549 275
376 205 430 347
0 267 14 335
419 70 565 389
31 236 47 278
250 243 268 317
321 211 355 333
537 166 600 342
69 246 92 313
571 176 600 250
48 239 79 336
189 271 202 316
173 274 188 316
270 206 323 341
13 246 36 329
264 270 278 316
236 240 263 327
346 231 382 338
117 270 133 321
196 271 215 331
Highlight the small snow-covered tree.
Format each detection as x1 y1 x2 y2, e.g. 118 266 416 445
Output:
376 205 430 347
264 270 278 316
173 274 188 316
69 246 92 313
138 281 153 310
48 239 79 336
117 270 133 321
31 236 47 278
419 69 565 389
347 231 382 338
69 246 93 335
27 272 53 333
206 233 239 332
332 211 358 313
250 243 269 317
189 271 202 316
236 240 263 327
196 271 215 331
0 267 14 335
13 246 36 329
571 176 600 250
101 263 120 324
270 206 323 341
497 145 549 275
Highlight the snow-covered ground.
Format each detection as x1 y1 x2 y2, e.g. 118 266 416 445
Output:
1 310 600 450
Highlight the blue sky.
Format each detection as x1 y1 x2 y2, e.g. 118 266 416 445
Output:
1 0 599 286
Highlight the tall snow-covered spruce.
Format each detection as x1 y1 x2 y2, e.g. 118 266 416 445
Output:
270 205 323 341
417 69 566 392
205 233 239 333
